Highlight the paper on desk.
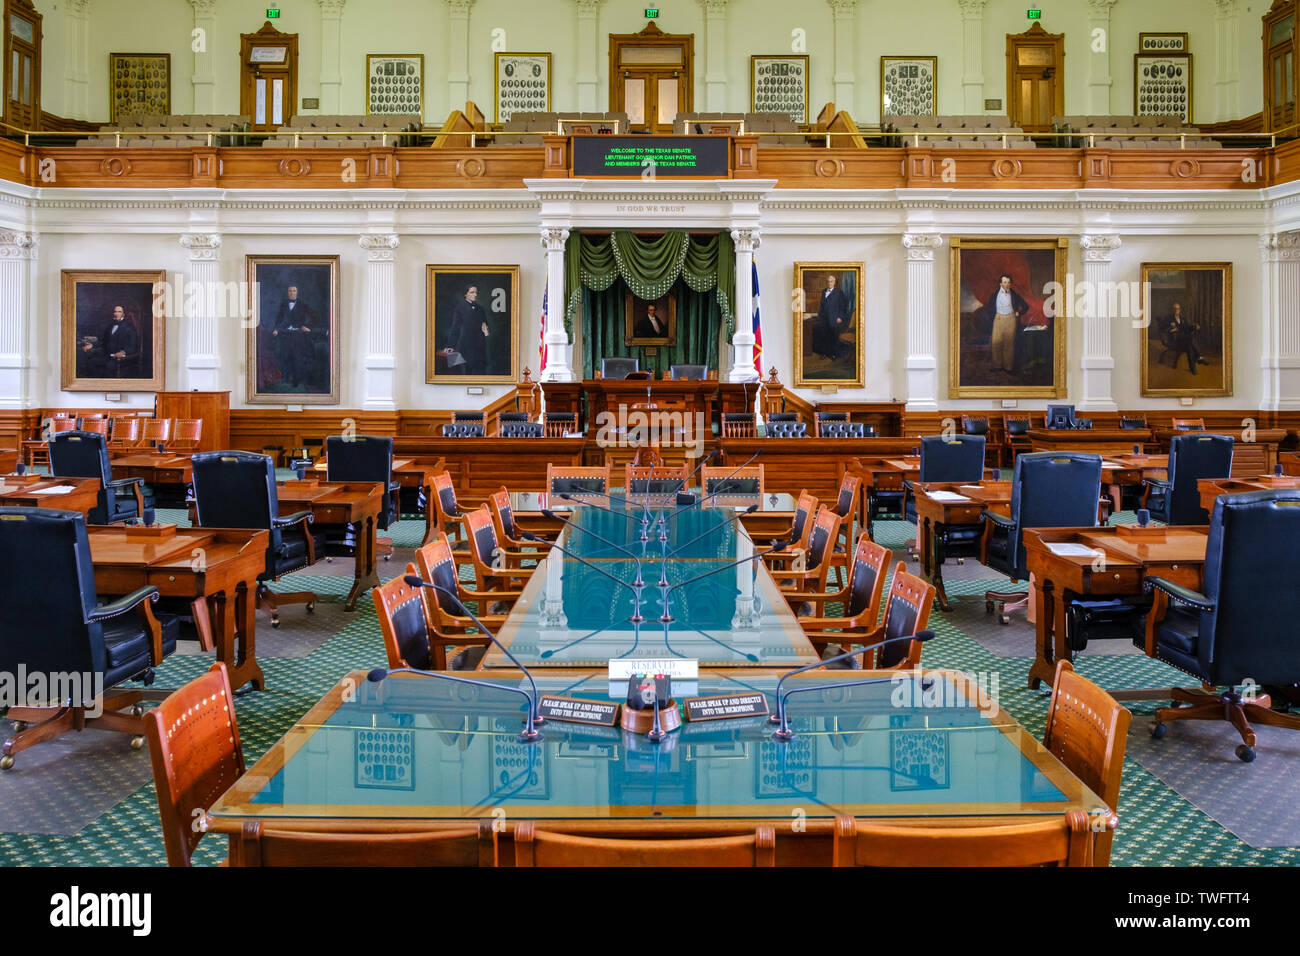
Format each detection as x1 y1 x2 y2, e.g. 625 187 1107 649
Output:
926 490 971 502
30 485 76 495
1047 543 1103 558
1101 461 1125 469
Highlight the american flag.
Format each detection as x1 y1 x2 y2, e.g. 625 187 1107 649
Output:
751 259 763 369
538 285 548 374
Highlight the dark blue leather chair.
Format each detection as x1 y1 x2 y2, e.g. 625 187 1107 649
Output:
0 507 174 770
452 412 486 424
767 413 799 422
1142 489 1300 761
600 357 638 380
191 451 322 628
1142 433 1234 525
903 434 989 567
669 364 707 380
981 452 1103 623
49 430 154 525
500 422 544 438
441 423 486 437
1120 417 1148 430
325 434 399 560
819 422 868 438
766 421 808 438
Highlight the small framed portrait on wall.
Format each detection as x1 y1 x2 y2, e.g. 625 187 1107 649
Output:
495 53 551 123
750 55 809 124
881 56 937 117
61 269 166 392
366 54 423 115
109 53 171 124
624 290 677 346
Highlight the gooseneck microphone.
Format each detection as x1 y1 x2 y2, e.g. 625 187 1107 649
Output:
659 453 763 522
768 631 936 740
540 508 647 587
399 574 544 741
665 503 758 558
367 665 543 743
519 530 647 623
653 531 797 622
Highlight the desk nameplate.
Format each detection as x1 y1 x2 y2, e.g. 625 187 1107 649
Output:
683 692 769 722
538 695 621 726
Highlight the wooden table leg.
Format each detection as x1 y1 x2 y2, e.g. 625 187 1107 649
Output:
1028 578 1056 689
213 587 265 692
235 580 265 691
924 519 952 612
344 512 382 611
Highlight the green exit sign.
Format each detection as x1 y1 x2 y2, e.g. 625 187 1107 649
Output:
1027 8 1041 18
266 7 281 17
645 8 659 18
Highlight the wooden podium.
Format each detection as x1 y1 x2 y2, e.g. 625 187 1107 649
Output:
542 380 753 431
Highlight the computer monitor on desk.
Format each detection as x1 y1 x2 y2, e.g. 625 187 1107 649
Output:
1046 404 1076 430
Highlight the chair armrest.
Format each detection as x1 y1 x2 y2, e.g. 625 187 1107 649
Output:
1143 577 1215 612
107 476 144 491
87 585 159 623
981 510 1015 528
1141 478 1169 492
273 510 314 527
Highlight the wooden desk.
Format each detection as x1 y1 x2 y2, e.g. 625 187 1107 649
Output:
206 667 1110 866
0 476 102 518
1023 525 1208 695
276 480 384 611
1028 428 1153 457
855 456 919 536
313 455 442 540
110 452 194 485
1098 454 1167 513
87 526 269 692
912 482 1013 611
392 437 585 510
545 380 752 432
1282 452 1300 477
1197 475 1300 512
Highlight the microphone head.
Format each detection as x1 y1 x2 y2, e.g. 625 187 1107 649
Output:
403 573 424 588
366 668 388 683
558 493 574 500
744 504 759 514
913 630 936 644
520 529 539 541
540 509 558 520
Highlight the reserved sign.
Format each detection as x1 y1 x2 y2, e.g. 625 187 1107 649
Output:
683 692 770 722
538 695 621 726
608 659 699 681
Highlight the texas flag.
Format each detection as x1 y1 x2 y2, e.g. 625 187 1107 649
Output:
751 259 763 369
538 285 548 374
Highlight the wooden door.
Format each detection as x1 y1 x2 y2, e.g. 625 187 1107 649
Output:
3 0 40 131
1264 1 1297 132
240 21 297 133
610 21 692 133
1006 22 1064 134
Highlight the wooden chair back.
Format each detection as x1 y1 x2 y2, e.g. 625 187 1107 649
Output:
722 414 756 438
233 820 497 866
49 417 77 435
625 464 690 496
544 412 578 437
431 472 465 543
373 571 435 671
832 811 1101 867
701 464 765 497
844 534 890 620
465 505 508 589
142 417 173 445
171 418 203 451
871 562 936 669
1172 417 1206 431
513 822 776 866
109 416 143 447
1043 660 1131 866
143 662 246 866
788 490 819 551
78 417 110 436
545 464 611 498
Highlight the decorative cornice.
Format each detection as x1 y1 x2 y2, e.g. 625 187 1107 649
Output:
730 227 760 252
1214 0 1240 17
1080 233 1122 261
573 0 605 13
188 0 217 16
827 0 859 14
359 233 400 260
317 0 346 15
180 233 221 260
956 0 988 17
1085 0 1118 12
902 233 943 260
0 231 37 259
446 0 475 15
540 226 570 249
1260 232 1300 261
698 0 729 14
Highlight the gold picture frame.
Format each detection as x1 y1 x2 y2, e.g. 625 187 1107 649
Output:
61 269 166 392
794 261 865 389
624 289 677 346
365 54 424 116
880 55 937 117
749 55 809 124
109 53 171 124
245 255 341 404
949 237 1068 398
494 52 552 124
426 265 520 384
1140 262 1232 398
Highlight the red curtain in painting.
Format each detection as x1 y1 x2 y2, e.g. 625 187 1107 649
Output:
962 248 1054 324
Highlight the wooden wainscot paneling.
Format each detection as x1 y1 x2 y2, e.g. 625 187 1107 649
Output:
0 409 42 453
903 148 1082 190
757 147 904 189
1271 139 1300 187
33 147 194 188
230 409 400 457
731 135 759 176
0 139 29 186
217 148 391 189
395 146 546 188
1097 148 1261 189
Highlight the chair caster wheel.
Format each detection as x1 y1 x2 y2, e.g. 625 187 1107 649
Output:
306 602 315 613
271 616 281 629
383 555 391 561
130 735 145 750
1235 745 1256 762
0 755 13 771
131 704 144 717
1151 722 1167 739
11 721 26 733
325 556 332 563
985 601 993 615
999 614 1010 626
956 558 964 566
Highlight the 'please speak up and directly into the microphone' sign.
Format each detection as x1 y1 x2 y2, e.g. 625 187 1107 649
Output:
538 696 621 726
683 693 770 722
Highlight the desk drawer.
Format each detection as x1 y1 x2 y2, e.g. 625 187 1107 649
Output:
1087 565 1142 593
945 505 985 524
312 505 353 524
1142 562 1202 590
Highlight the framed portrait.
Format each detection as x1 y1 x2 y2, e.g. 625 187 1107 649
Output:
1139 32 1188 53
245 255 340 404
1135 51 1192 121
794 262 864 389
109 53 170 124
750 55 808 124
1140 262 1232 398
354 728 415 792
495 52 551 123
949 237 1068 398
881 55 937 117
624 290 677 346
61 269 166 392
426 265 519 384
366 54 423 115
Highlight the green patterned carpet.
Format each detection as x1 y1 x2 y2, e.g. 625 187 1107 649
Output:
1 514 1296 866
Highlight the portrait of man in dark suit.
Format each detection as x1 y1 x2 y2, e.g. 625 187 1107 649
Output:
79 305 141 378
811 272 851 360
271 285 323 388
63 270 163 391
1141 263 1230 397
248 257 339 403
796 263 862 387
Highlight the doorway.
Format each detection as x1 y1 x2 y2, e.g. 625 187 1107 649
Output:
609 21 693 133
1006 22 1064 134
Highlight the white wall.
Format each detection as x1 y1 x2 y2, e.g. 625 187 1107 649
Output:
31 0 1263 126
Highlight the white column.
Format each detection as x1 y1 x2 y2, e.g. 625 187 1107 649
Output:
1260 233 1300 412
446 0 475 114
903 234 942 411
64 0 91 121
1078 234 1121 412
828 0 859 116
700 0 729 112
1214 0 1241 122
0 232 37 409
729 227 759 382
179 234 221 391
189 0 217 113
573 0 604 113
957 0 988 114
359 235 400 410
1085 0 1117 115
317 0 347 114
541 227 573 382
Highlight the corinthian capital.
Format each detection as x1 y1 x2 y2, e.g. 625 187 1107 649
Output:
540 226 570 251
902 233 943 260
359 234 400 260
0 231 39 259
1080 234 1121 262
